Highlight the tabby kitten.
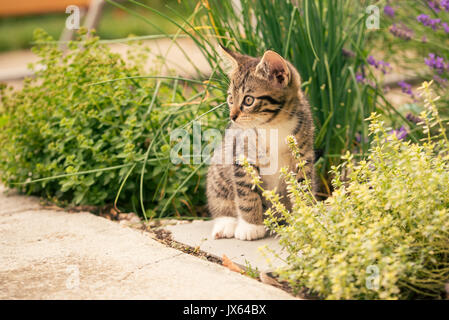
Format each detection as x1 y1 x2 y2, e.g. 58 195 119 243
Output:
207 47 315 241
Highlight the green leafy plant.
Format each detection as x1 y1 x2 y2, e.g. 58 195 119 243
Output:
244 82 449 299
0 29 225 219
244 260 260 279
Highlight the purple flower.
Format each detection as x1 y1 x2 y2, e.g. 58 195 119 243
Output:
356 73 365 83
427 0 442 12
417 14 443 30
430 18 441 30
442 0 449 11
442 22 449 33
398 81 414 98
367 55 377 66
418 14 431 25
390 126 408 140
384 5 395 17
434 74 448 86
406 113 423 125
425 53 448 74
367 56 392 74
389 23 414 40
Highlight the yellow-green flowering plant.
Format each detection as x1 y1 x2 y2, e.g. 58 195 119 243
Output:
245 81 449 299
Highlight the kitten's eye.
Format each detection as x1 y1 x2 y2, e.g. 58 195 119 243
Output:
227 95 234 105
243 95 255 106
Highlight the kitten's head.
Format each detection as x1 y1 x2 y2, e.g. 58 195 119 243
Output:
220 46 302 128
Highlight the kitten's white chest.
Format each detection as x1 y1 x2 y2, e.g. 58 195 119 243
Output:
258 120 296 191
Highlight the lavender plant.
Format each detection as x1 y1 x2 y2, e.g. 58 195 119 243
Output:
381 1 449 102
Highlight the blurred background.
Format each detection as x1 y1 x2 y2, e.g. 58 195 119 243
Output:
0 0 209 90
0 0 184 52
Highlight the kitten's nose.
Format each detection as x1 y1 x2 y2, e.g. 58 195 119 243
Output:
230 112 239 121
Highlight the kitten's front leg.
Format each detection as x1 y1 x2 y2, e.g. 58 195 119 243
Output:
232 164 267 241
208 164 238 239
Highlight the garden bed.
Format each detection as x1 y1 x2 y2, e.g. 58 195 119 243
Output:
1 0 449 300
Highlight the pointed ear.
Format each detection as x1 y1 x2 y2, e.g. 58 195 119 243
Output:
255 50 291 87
218 44 245 75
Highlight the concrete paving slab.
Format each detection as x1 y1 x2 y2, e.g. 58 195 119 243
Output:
108 38 211 78
165 220 287 272
0 185 41 215
0 187 294 299
0 49 39 82
0 38 211 85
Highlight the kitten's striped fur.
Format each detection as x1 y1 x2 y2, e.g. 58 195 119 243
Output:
207 48 315 241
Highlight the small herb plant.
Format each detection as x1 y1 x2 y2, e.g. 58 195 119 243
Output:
244 82 449 299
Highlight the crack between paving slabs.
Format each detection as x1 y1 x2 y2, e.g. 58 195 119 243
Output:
0 207 43 215
119 252 184 282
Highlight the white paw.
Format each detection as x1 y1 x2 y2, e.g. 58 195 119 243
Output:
234 219 267 241
212 217 237 239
